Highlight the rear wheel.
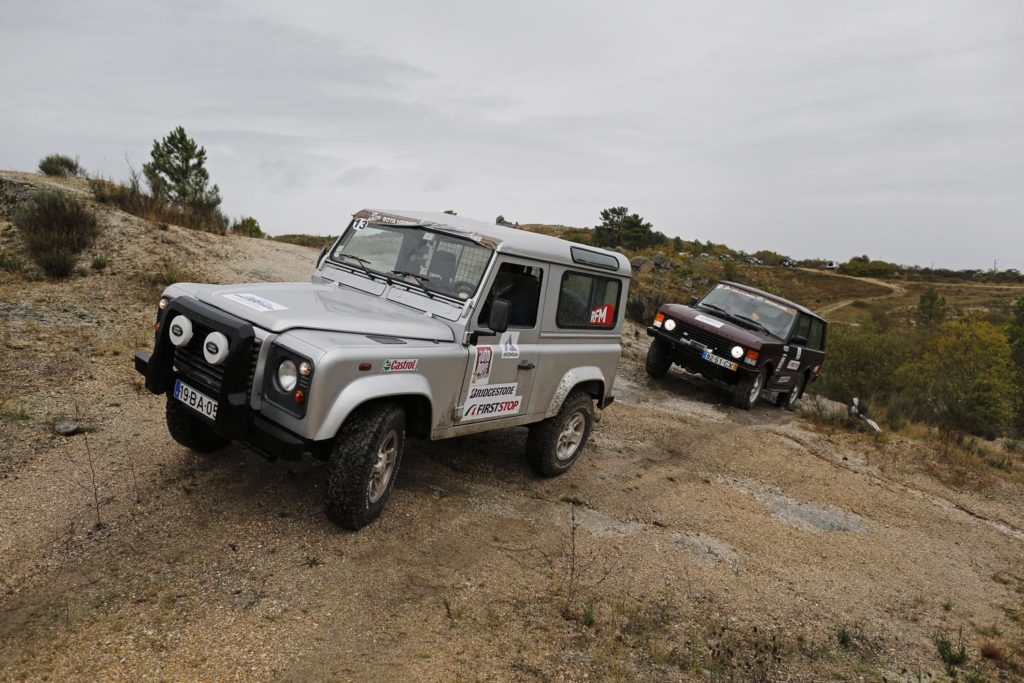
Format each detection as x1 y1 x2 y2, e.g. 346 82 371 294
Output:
775 373 807 411
732 367 766 410
645 339 672 378
325 402 405 530
526 391 594 477
165 397 230 452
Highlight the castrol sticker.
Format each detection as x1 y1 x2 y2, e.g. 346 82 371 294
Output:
462 382 522 421
589 304 614 326
381 358 418 373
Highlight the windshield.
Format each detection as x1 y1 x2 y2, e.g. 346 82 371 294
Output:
329 220 492 300
697 284 797 339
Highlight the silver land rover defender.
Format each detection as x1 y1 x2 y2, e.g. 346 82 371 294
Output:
135 210 631 529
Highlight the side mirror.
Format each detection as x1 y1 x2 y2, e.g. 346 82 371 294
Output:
689 296 699 306
317 246 327 267
791 335 808 346
489 298 511 334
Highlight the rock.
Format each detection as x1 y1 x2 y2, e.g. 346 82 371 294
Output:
53 421 84 436
796 395 846 419
652 251 666 265
630 256 656 273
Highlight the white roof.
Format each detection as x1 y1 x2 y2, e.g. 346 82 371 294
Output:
355 209 631 276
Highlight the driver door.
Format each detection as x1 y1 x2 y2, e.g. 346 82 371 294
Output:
458 258 545 424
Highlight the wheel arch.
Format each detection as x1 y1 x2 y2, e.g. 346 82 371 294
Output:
545 366 606 418
314 374 433 441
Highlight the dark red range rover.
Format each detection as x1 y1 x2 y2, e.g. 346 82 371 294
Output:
645 281 826 409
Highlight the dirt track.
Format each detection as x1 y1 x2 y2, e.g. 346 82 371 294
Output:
2 174 1023 680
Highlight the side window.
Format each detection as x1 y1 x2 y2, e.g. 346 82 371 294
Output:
791 314 812 344
808 319 825 351
556 271 621 328
477 263 543 328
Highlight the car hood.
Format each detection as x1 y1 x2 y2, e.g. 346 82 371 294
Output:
190 282 455 342
662 304 774 348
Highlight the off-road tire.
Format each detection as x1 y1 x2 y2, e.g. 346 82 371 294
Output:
775 373 807 411
325 402 405 530
645 339 672 378
732 367 766 410
165 397 231 452
526 391 594 477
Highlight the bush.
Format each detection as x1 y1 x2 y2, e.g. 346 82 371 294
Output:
90 175 227 234
0 251 25 272
815 324 918 405
38 154 84 177
91 254 108 271
898 318 1016 438
271 234 337 249
12 190 99 277
230 216 264 238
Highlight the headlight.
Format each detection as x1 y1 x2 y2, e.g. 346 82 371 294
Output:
276 359 298 392
730 345 744 359
158 297 170 310
663 318 676 331
298 361 313 377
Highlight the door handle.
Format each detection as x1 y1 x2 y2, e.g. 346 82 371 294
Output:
517 361 536 371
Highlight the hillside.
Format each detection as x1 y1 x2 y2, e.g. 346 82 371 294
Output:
1 171 1023 681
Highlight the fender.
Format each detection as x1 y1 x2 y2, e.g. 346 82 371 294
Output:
545 366 606 418
314 373 433 441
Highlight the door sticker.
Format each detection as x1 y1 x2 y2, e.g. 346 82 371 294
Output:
462 382 522 421
499 331 520 359
472 346 493 385
382 359 418 373
590 304 614 327
786 360 800 371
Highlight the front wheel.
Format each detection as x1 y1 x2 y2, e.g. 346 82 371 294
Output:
325 402 405 530
732 367 766 410
645 339 672 378
526 391 594 477
165 397 230 452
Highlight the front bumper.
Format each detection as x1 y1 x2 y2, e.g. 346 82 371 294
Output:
646 326 758 385
135 297 324 461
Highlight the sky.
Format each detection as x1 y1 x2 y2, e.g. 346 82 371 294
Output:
2 0 1022 270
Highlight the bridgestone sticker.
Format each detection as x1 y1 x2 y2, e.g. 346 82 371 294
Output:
462 382 522 421
382 358 418 373
695 314 724 328
223 293 288 312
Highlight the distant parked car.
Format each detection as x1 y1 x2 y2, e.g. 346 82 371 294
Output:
744 256 763 265
719 254 734 261
645 281 827 410
780 259 796 268
824 261 839 270
699 253 710 258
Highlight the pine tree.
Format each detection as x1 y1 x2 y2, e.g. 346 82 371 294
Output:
143 126 222 210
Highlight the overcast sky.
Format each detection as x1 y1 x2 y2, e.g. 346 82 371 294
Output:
2 0 1022 269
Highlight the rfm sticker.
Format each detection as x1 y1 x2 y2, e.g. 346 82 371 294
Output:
590 304 614 326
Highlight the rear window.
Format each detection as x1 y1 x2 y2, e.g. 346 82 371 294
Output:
556 271 621 328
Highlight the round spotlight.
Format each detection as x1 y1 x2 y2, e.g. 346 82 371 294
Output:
730 345 744 359
277 359 298 392
158 297 170 311
168 315 193 347
298 361 312 377
203 331 230 365
663 318 676 331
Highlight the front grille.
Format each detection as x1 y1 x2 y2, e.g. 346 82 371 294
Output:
665 320 731 355
173 322 261 394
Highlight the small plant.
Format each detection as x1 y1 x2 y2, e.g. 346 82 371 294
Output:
836 627 853 649
935 626 969 674
0 251 25 272
38 154 84 177
581 601 596 628
13 190 99 277
943 601 953 612
137 257 196 300
230 216 264 238
978 640 1004 661
90 254 109 271
442 597 453 620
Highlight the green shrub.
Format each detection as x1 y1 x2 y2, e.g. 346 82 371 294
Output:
815 324 918 405
271 234 337 249
230 216 264 238
13 190 99 277
0 251 25 272
91 254 109 271
38 154 84 177
898 318 1016 438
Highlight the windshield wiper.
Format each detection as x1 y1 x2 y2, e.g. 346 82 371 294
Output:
389 270 435 299
332 253 374 277
732 313 771 334
697 302 729 316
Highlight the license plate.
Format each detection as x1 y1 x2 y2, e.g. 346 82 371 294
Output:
173 379 218 420
702 349 738 371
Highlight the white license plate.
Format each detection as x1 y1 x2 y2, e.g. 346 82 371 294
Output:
173 379 218 420
702 349 738 371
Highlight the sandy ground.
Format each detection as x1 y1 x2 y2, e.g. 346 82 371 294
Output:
1 172 1023 681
